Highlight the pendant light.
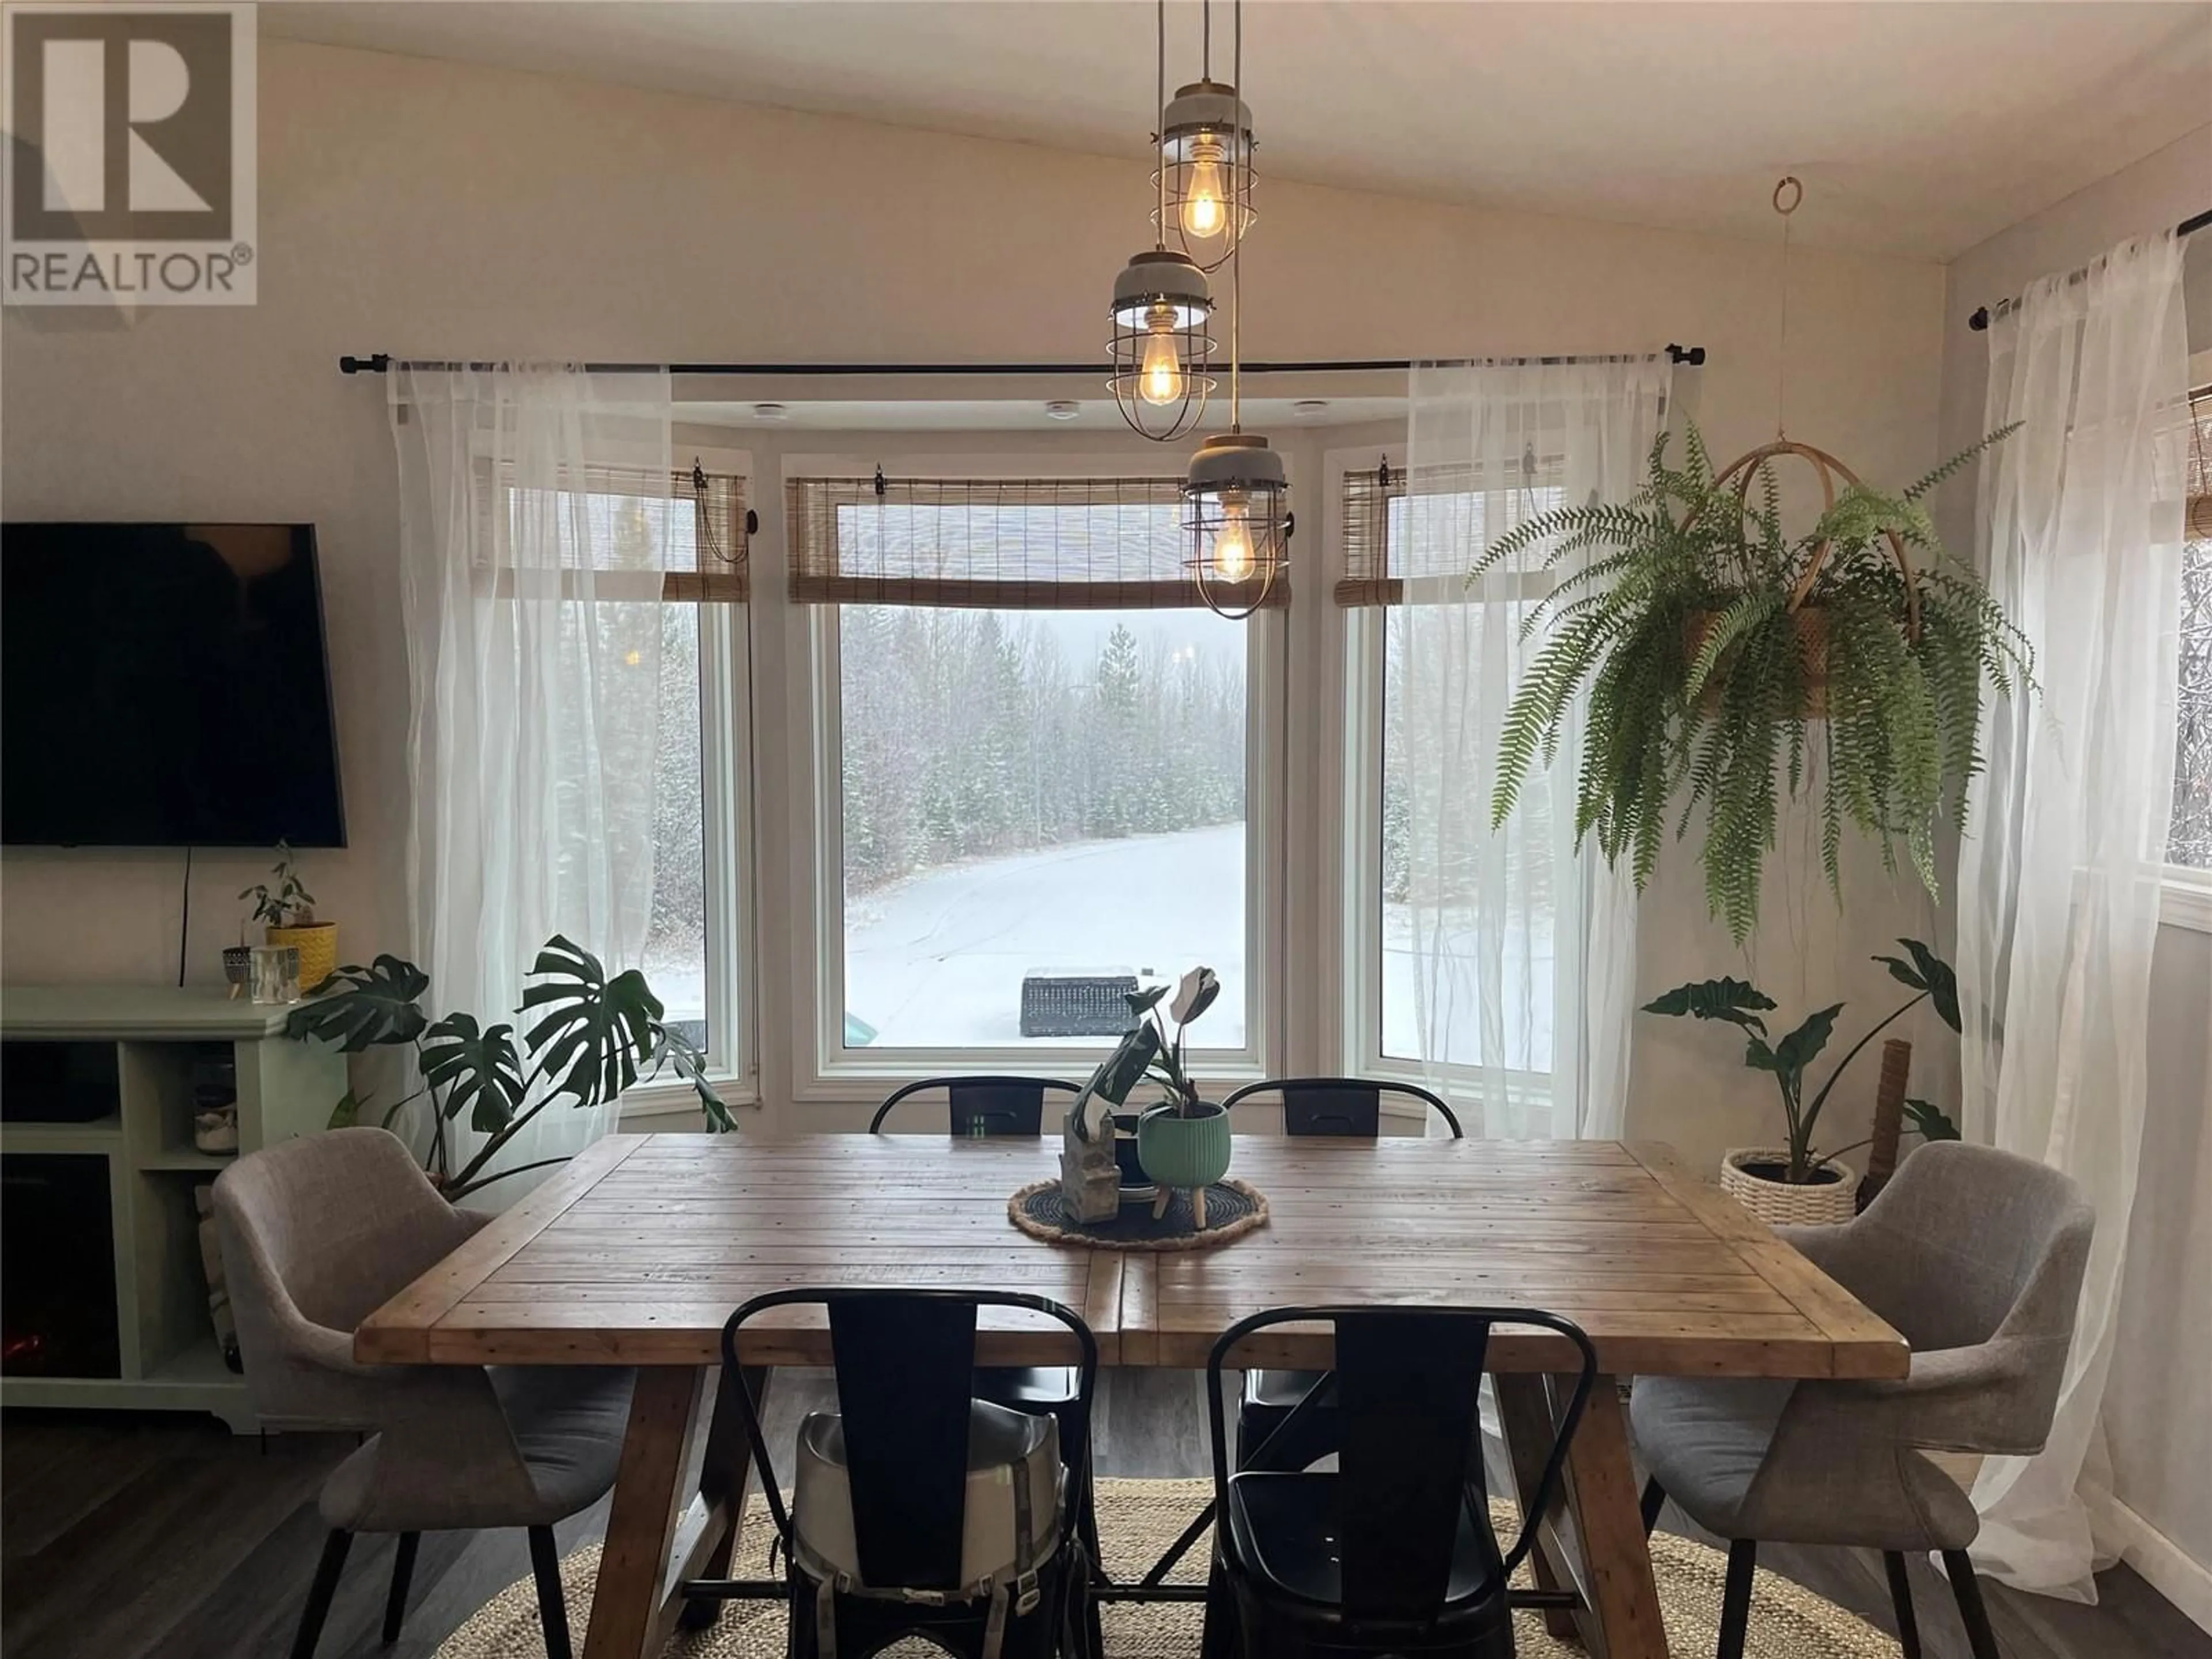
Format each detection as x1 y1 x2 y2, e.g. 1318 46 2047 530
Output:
1110 1 1213 441
1183 0 1286 619
1158 0 1256 272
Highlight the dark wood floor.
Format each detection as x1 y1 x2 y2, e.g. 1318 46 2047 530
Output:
5 1376 2206 1659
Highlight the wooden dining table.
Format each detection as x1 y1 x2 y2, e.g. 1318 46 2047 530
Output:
357 1131 1908 1659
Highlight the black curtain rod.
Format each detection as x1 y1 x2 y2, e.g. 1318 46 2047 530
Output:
1968 207 2210 332
338 346 1707 376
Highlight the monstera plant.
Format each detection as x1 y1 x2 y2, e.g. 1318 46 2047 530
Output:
288 935 732 1199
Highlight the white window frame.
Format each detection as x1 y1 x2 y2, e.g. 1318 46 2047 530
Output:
779 447 1285 1104
1327 443 1562 1101
505 440 758 1119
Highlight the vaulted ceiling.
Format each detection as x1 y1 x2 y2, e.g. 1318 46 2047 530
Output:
266 1 2211 262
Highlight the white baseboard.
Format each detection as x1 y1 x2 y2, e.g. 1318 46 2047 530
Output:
2093 1491 2212 1634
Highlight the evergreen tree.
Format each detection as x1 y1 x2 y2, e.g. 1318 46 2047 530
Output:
836 609 1249 891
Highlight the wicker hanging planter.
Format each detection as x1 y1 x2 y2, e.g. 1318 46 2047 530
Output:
1679 439 1919 719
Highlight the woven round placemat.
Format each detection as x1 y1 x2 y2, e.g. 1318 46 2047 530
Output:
1007 1177 1268 1251
436 1479 1902 1658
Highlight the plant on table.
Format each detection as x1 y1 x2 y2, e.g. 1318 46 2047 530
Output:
1479 422 2032 942
1119 966 1221 1116
1643 938 1962 1187
287 934 732 1200
241 840 316 928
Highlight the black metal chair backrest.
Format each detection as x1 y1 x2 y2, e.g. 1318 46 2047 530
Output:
868 1075 1084 1137
1220 1076 1465 1139
1206 1305 1596 1620
721 1288 1099 1592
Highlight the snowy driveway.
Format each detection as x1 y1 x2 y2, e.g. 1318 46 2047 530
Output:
846 823 1248 1047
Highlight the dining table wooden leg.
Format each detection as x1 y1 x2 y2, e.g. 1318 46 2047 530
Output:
1556 1377 1669 1659
583 1364 710 1659
679 1365 774 1630
1494 1373 1582 1642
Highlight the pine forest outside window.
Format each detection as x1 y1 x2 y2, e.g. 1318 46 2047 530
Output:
502 467 748 1063
790 475 1279 1054
2171 382 2212 869
1341 457 1563 1070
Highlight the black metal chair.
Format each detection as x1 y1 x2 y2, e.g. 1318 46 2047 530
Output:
868 1074 1084 1137
1202 1305 1597 1659
1219 1078 1465 1468
1221 1075 1465 1139
704 1287 1099 1659
869 1075 1103 1650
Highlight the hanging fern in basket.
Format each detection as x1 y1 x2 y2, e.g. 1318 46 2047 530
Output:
1480 421 2031 942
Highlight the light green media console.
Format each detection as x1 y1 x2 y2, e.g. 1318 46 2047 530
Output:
0 985 346 1431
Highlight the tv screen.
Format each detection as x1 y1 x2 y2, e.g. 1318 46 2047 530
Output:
2 523 346 847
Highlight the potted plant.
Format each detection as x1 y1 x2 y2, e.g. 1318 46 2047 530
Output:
1477 423 2032 941
1644 938 1961 1226
241 842 339 992
287 934 732 1201
1125 968 1233 1204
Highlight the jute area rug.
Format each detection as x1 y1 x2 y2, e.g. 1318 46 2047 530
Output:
437 1478 1899 1658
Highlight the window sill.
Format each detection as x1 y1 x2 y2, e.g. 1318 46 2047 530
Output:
2162 872 2212 934
618 1075 759 1125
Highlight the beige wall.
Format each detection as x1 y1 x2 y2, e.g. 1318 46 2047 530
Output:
0 41 1948 1157
1938 124 2212 1613
1936 126 2212 550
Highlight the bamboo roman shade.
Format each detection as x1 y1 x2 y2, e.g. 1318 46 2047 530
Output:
2190 383 2212 542
488 464 748 602
1338 461 1405 607
665 468 748 604
1339 460 1551 605
786 475 1286 610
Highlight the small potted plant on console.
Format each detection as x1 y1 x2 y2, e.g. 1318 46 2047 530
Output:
241 842 338 993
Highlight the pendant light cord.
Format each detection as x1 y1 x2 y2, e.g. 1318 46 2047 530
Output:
1228 0 1242 432
1202 0 1211 80
1155 0 1167 247
1773 175 1801 440
1230 218 1241 431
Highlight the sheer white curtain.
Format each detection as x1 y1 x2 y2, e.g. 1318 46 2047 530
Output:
1396 359 1671 1137
1959 236 2190 1596
388 365 676 1198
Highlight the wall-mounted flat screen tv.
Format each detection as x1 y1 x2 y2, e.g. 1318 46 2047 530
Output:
2 523 346 847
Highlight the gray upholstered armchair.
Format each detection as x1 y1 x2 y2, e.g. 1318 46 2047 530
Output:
214 1127 634 1659
1631 1140 2093 1659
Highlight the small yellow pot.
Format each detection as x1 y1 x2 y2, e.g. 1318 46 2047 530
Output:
266 922 338 993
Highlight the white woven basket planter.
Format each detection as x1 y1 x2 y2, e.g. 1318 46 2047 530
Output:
1719 1146 1858 1227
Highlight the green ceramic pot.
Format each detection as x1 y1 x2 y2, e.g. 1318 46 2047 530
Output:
1137 1101 1232 1190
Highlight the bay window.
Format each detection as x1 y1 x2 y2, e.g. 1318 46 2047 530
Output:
786 471 1277 1073
1335 448 1565 1078
503 461 753 1080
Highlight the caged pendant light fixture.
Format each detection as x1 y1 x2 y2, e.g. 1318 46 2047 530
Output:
1182 0 1286 620
1157 0 1256 272
1110 0 1214 441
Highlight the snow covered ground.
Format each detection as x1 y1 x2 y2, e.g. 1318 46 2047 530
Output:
846 823 1248 1047
646 820 1555 1065
1378 904 1556 1070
